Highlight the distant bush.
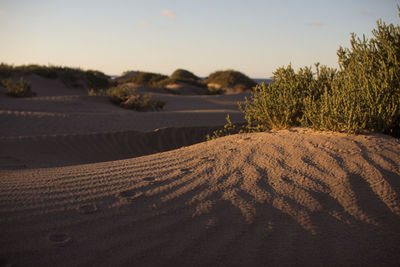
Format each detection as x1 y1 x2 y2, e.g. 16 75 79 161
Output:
156 69 205 88
123 71 168 87
210 9 400 138
0 63 111 89
85 70 110 89
1 78 36 97
206 85 224 95
170 69 200 81
88 88 105 96
204 70 256 91
106 84 165 111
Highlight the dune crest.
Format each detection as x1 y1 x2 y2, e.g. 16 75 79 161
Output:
1 129 399 266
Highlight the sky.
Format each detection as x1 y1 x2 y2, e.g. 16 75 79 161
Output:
0 0 398 78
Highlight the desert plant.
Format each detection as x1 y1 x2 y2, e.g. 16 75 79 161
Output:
170 69 200 81
303 11 400 135
1 78 36 97
106 84 165 111
204 70 256 91
154 69 206 88
206 85 224 95
122 71 168 87
210 7 400 139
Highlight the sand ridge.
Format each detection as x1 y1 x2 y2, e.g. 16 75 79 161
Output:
1 75 399 266
1 129 399 266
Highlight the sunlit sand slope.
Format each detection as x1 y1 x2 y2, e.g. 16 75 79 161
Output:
1 129 399 266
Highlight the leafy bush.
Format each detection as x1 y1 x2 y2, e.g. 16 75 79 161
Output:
85 70 110 89
122 71 168 87
88 88 105 96
157 68 205 88
210 9 400 138
206 85 224 95
240 64 337 130
303 14 400 136
0 63 111 89
106 84 165 111
1 78 36 97
170 69 200 81
204 70 256 91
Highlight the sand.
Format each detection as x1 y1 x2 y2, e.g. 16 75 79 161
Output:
0 75 400 266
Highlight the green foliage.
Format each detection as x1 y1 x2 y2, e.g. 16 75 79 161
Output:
211 9 400 138
0 63 111 89
170 69 200 81
123 71 168 87
1 78 36 97
206 115 247 140
106 84 165 111
85 70 110 89
88 88 105 96
206 85 224 95
155 69 205 88
204 70 256 91
303 14 400 136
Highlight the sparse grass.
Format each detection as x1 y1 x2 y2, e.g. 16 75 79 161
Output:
1 78 36 97
121 71 168 87
0 63 111 89
204 70 256 91
106 84 165 111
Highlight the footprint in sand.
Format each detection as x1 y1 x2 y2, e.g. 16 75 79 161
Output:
118 189 144 200
47 233 72 247
77 203 97 214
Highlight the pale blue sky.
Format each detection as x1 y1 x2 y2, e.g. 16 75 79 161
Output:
0 0 398 77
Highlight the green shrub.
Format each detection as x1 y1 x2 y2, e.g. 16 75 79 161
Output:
123 71 168 87
106 84 165 111
206 85 224 95
1 78 36 97
85 70 110 89
303 13 400 136
204 70 256 91
88 88 105 96
211 8 400 138
170 69 200 81
156 68 205 88
0 64 111 89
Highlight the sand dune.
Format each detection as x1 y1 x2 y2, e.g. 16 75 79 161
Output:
0 126 219 169
0 129 399 266
1 76 400 266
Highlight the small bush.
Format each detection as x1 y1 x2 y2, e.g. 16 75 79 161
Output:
85 70 110 89
88 88 105 96
170 69 200 81
106 85 165 111
0 64 111 89
206 85 224 95
204 70 256 91
123 71 168 87
157 69 205 88
1 78 36 97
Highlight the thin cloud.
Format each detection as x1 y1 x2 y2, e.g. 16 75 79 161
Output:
307 21 323 27
161 10 176 19
361 10 373 17
140 20 149 26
